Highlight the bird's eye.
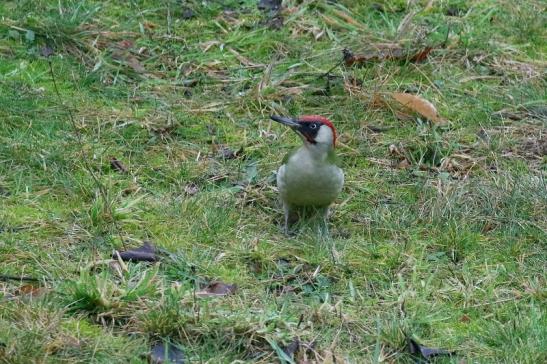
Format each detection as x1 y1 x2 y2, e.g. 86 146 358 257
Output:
309 123 317 129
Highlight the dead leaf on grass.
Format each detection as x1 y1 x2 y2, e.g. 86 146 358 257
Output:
110 157 128 173
113 241 157 262
390 92 446 124
195 281 237 298
407 337 455 360
14 284 48 300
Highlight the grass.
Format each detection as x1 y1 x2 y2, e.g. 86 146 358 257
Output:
0 0 545 362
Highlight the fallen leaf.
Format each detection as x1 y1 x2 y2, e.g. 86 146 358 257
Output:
196 281 237 298
460 314 471 323
115 39 134 49
407 337 455 360
125 55 146 73
113 242 157 262
110 157 128 173
13 284 48 300
142 21 157 31
16 284 40 295
409 46 433 62
397 159 411 169
390 92 445 123
149 342 185 364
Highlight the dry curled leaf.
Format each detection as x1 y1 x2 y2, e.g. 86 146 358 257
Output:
110 157 128 173
113 242 157 262
390 92 446 124
14 284 48 300
196 281 237 298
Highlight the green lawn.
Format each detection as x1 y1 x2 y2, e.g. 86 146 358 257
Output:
0 0 545 362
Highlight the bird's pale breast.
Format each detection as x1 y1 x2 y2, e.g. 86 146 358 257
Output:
277 149 343 207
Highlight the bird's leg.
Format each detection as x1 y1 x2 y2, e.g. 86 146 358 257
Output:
319 207 330 237
283 202 298 235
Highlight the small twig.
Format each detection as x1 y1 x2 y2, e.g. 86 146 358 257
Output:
0 275 41 282
45 51 127 249
320 58 346 80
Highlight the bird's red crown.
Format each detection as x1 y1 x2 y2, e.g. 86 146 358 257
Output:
299 115 337 147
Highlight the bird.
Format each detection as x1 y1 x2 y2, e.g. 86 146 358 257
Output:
270 114 344 234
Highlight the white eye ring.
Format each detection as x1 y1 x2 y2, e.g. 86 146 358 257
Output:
310 123 317 129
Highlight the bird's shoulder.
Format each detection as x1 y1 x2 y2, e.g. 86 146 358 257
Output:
326 149 342 168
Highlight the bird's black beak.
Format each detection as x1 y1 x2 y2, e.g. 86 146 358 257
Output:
270 115 300 129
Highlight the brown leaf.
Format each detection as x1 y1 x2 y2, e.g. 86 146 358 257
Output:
390 92 445 123
115 39 134 49
397 159 411 169
113 242 157 262
110 157 128 173
196 281 237 298
460 314 471 323
409 46 433 62
15 284 47 299
125 55 146 73
142 21 157 31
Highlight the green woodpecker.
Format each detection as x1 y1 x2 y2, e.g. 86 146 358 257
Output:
270 115 344 234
